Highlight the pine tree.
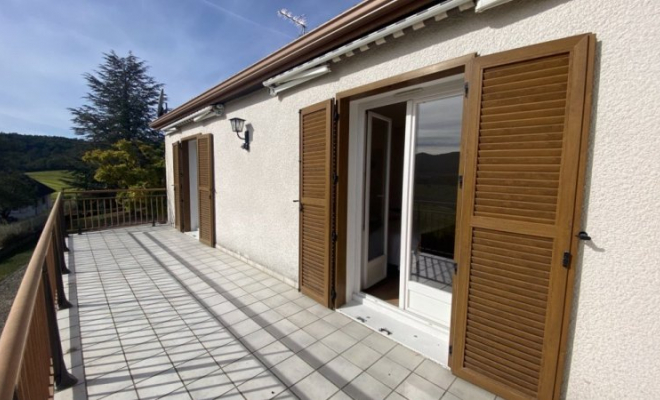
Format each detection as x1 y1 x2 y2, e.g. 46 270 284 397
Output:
69 51 165 145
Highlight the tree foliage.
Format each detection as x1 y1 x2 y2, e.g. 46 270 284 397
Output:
82 140 165 189
0 132 90 172
0 171 38 222
69 51 164 146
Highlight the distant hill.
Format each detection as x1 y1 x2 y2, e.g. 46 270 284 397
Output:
0 132 91 172
415 151 460 183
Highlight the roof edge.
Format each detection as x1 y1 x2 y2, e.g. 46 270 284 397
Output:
151 0 437 129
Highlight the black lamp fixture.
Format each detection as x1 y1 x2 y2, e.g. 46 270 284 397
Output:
229 117 249 151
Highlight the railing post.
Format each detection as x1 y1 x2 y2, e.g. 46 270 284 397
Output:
41 267 77 391
54 215 71 275
49 230 72 310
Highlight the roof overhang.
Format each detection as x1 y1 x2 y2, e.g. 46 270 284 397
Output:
263 0 475 96
161 104 224 135
151 0 440 130
152 0 515 131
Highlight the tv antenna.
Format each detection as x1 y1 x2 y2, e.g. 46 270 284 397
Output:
278 8 307 36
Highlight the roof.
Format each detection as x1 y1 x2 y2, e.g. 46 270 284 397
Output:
151 0 438 129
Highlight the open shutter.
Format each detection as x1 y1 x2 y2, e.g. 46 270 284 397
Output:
299 99 335 307
452 34 595 400
197 134 216 247
172 142 183 231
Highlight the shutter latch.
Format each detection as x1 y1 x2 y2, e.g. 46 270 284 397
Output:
562 251 572 268
449 345 453 355
458 175 463 189
464 82 469 97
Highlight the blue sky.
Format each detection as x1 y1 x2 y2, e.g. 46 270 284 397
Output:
0 0 360 138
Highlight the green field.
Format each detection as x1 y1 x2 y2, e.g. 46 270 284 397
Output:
26 170 76 192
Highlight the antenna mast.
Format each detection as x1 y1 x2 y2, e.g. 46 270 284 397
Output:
278 8 307 36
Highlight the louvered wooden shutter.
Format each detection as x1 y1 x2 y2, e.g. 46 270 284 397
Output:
197 134 216 247
452 34 594 400
299 99 335 307
172 142 183 231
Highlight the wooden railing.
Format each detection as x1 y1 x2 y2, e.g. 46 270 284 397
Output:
0 192 77 400
62 189 167 234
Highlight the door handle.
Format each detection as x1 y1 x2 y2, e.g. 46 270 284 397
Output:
576 231 592 241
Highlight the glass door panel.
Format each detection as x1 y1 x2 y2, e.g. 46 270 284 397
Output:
363 112 392 289
403 94 463 324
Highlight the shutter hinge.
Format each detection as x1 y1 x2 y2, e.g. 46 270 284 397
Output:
464 82 469 97
449 345 453 355
331 288 337 303
458 175 463 189
332 231 338 242
333 173 339 184
562 251 572 268
334 112 340 122
453 263 457 275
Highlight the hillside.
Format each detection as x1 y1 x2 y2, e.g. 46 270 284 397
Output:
0 132 90 172
26 170 76 192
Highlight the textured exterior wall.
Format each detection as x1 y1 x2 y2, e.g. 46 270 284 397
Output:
164 0 660 398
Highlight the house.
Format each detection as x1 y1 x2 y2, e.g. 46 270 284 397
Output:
8 175 54 220
151 1 660 399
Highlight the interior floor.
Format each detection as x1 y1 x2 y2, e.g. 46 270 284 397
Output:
364 269 400 306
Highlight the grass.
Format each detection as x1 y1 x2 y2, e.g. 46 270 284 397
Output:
0 240 36 282
26 170 76 192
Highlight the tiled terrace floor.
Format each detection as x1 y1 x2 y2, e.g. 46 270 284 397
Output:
56 226 499 400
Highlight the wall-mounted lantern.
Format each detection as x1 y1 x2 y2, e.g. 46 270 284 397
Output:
229 117 249 151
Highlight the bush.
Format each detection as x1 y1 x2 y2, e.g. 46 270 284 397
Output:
0 213 48 250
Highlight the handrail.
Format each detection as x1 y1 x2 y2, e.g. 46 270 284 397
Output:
62 188 167 234
0 193 76 399
63 188 165 194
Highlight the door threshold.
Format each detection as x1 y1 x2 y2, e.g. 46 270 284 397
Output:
184 230 199 240
338 292 450 367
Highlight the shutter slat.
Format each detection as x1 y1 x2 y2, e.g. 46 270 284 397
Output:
453 35 594 400
172 143 182 230
299 100 334 307
197 135 215 247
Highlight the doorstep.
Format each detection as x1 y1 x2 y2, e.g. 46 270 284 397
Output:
338 293 450 367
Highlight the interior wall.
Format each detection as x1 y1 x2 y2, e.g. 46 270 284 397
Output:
188 139 199 232
163 2 660 397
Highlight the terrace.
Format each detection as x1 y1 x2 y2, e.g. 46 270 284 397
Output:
0 191 499 400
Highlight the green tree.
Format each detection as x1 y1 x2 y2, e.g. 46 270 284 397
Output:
82 139 164 189
0 171 37 222
69 51 165 146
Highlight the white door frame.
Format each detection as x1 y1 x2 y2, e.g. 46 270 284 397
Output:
362 111 392 289
345 74 464 320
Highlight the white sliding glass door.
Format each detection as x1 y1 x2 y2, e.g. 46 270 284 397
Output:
400 93 464 326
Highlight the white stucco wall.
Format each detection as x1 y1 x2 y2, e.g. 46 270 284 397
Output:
164 0 660 398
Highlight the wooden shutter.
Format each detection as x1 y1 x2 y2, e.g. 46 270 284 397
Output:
172 142 183 231
299 99 335 307
197 134 216 247
451 34 595 400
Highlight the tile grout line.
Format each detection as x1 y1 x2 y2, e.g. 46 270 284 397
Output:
147 231 405 400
